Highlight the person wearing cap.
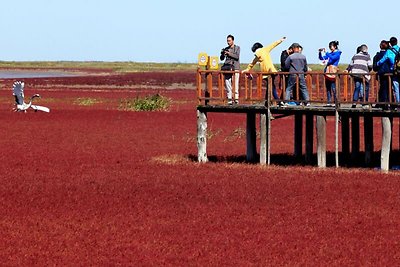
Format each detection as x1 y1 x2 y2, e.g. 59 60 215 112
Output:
284 43 310 106
242 37 286 102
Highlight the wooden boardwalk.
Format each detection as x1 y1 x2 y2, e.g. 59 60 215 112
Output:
196 69 399 172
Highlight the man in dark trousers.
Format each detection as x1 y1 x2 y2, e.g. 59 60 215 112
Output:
279 45 293 99
220 34 240 105
373 40 390 104
284 43 310 106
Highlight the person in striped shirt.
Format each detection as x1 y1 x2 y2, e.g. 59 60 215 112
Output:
346 44 372 106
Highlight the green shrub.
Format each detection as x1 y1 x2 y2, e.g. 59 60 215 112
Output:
119 94 170 111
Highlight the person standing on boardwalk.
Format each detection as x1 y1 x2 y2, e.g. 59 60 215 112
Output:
284 43 310 106
346 44 372 106
242 37 286 103
374 40 391 104
220 34 240 105
377 37 400 102
280 45 294 96
280 45 293 72
319 40 342 105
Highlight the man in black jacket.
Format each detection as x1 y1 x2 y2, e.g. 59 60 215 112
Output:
280 45 293 72
280 45 294 101
373 40 390 103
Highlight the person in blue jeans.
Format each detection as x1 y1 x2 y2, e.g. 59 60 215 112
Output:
346 45 372 106
319 41 342 105
284 43 310 105
377 37 400 102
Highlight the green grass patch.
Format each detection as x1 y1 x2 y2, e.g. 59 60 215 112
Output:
119 94 170 111
74 98 100 106
0 61 344 73
0 61 199 72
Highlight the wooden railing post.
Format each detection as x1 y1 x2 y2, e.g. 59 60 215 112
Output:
257 74 262 100
197 68 202 105
343 73 348 102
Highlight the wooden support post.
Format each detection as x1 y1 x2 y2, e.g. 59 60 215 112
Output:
197 110 208 163
351 115 360 162
335 110 339 167
260 111 272 165
305 114 314 164
364 116 374 166
341 115 350 164
316 116 327 168
267 109 272 165
381 117 392 172
390 117 394 153
246 112 257 162
294 114 303 160
260 113 267 165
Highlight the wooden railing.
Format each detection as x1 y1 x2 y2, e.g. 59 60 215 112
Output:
197 68 397 107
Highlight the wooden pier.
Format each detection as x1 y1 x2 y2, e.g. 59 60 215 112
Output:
196 69 399 172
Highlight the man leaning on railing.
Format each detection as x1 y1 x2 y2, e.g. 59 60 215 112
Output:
242 36 286 103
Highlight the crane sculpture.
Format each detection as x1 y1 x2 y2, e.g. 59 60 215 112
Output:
12 81 50 112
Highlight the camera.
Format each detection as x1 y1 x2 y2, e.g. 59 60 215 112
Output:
221 47 229 54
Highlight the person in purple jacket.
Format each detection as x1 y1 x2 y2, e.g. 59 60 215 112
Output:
319 40 342 105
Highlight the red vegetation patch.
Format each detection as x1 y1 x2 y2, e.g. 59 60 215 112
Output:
0 72 196 89
0 73 399 265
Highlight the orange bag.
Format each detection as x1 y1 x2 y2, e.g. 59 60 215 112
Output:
324 65 338 81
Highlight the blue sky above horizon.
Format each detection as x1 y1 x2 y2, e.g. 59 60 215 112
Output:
1 0 398 64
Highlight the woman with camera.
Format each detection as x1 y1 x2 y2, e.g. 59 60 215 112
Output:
319 40 342 106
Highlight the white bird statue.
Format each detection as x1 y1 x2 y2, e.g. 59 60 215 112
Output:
13 81 50 112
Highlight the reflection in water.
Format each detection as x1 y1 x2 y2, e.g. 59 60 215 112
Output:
0 70 79 79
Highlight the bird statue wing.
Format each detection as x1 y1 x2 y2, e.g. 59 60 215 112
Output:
12 81 25 105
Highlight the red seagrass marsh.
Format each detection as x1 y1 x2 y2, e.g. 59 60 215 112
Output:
1 70 400 265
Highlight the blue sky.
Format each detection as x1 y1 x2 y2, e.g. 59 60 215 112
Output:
0 0 398 63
